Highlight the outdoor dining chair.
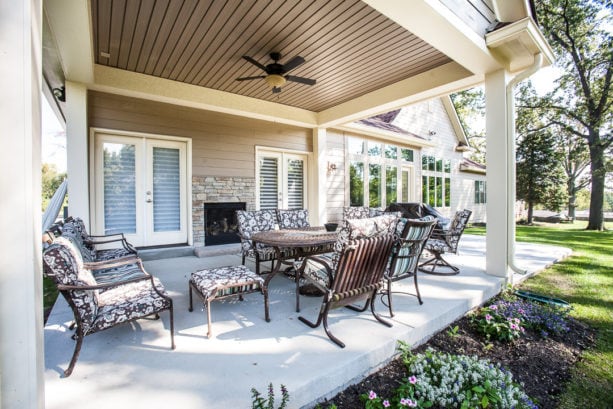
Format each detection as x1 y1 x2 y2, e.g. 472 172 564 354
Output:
383 216 437 316
295 231 396 348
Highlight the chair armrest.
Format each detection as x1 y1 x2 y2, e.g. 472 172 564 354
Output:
84 255 143 271
57 272 154 292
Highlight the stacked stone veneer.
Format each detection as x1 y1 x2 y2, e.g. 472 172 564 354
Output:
192 176 256 246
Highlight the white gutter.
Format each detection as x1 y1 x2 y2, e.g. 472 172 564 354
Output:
506 52 543 278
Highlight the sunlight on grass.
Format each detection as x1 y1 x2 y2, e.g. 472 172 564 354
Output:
468 221 613 408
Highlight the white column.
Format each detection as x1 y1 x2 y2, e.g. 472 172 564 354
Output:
311 128 328 225
484 69 512 280
0 0 45 407
65 81 90 228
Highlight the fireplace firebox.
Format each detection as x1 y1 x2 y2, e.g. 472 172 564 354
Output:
203 202 246 246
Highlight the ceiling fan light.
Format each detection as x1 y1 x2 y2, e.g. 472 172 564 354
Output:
265 74 286 88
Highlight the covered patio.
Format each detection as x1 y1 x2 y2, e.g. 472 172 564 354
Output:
2 1 556 408
44 236 570 408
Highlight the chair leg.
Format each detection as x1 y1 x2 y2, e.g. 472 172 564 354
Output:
188 283 194 312
63 326 84 377
322 305 345 348
419 252 460 275
206 298 213 339
370 293 392 328
386 279 394 317
414 273 423 305
168 300 176 349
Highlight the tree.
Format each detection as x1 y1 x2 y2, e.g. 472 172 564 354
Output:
534 0 613 230
516 85 568 223
556 121 591 219
42 163 66 211
450 88 486 164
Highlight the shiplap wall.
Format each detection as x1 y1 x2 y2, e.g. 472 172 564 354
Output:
88 91 312 177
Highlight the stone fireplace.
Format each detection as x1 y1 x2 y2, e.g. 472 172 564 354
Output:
203 202 245 245
192 176 255 247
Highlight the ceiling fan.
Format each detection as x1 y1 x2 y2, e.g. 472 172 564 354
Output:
236 52 316 93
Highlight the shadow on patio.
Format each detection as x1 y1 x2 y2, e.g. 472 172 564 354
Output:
44 235 570 409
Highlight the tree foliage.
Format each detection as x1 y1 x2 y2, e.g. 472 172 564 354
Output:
533 0 613 230
42 163 66 212
450 88 486 164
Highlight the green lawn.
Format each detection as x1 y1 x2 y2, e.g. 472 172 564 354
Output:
466 222 613 409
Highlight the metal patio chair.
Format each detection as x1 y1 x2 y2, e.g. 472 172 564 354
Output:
383 216 437 316
295 233 395 348
43 236 175 377
419 209 472 275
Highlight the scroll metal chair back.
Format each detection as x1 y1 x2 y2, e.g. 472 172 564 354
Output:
296 234 395 348
419 209 472 275
383 216 437 316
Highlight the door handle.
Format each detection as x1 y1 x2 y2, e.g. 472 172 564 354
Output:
146 198 153 203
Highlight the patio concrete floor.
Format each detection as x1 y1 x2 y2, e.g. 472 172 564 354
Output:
44 235 571 409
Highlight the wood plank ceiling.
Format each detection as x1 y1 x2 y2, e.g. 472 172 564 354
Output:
92 0 453 112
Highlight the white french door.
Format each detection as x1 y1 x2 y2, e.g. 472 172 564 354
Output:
257 151 307 210
93 132 188 247
400 165 415 202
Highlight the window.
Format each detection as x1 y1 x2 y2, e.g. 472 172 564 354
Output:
349 161 364 206
348 137 415 207
257 151 307 210
475 180 487 204
421 154 452 207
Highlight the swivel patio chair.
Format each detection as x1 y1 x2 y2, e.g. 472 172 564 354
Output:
43 236 175 377
295 232 396 348
419 209 472 275
383 216 437 316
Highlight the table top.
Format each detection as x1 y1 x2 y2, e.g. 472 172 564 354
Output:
251 227 338 247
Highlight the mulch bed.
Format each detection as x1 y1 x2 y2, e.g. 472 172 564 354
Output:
321 311 595 409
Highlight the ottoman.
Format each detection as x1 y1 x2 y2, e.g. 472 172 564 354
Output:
188 265 270 338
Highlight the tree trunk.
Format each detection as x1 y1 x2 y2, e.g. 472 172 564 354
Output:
567 178 576 222
527 201 534 224
586 134 605 231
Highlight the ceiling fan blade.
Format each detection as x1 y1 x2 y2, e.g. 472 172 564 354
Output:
282 56 305 72
242 56 267 71
285 75 316 86
236 75 266 81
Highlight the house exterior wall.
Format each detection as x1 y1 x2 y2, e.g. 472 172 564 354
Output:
457 171 487 223
87 91 311 245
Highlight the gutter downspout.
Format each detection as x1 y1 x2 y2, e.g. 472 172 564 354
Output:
506 52 543 280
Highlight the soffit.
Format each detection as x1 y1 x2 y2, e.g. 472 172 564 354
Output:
91 0 453 112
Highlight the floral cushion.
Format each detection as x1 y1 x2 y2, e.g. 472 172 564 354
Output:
277 209 310 229
236 210 278 253
343 206 370 220
91 277 170 333
43 237 99 333
426 209 471 254
190 265 265 300
92 263 150 287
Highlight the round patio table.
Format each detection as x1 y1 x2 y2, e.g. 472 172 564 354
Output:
251 227 338 303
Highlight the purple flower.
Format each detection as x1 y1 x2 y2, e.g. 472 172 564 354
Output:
400 398 409 406
383 400 391 407
408 375 417 384
490 304 498 310
369 391 377 400
485 314 493 322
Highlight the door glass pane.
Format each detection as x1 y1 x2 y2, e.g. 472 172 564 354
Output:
369 163 381 207
287 158 304 209
153 147 180 232
386 165 397 205
103 143 136 234
259 157 279 209
349 161 364 206
402 170 409 202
